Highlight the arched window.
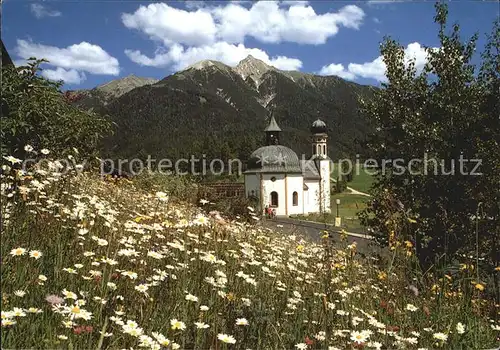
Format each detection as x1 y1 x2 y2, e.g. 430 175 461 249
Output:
270 191 279 207
323 144 326 155
292 191 298 206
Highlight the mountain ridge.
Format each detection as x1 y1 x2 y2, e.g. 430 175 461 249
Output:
70 55 376 162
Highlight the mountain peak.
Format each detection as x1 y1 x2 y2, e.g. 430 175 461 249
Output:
185 59 231 72
234 55 274 84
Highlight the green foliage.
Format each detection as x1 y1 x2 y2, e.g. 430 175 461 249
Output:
73 63 375 163
132 172 199 204
1 59 112 158
359 3 500 272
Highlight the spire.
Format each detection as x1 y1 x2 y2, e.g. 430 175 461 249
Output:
264 115 281 132
264 114 281 145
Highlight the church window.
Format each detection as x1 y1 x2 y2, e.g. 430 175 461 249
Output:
271 177 276 182
292 191 298 206
323 145 326 155
270 191 279 207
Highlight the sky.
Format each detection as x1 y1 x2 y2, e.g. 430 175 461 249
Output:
3 0 499 90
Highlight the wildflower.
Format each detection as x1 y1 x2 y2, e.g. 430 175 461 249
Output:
14 290 26 297
194 214 209 226
185 293 198 302
46 294 64 305
406 304 418 312
235 318 249 326
199 199 209 205
28 250 43 259
38 275 47 282
96 238 108 246
194 322 210 329
156 191 169 202
350 330 369 344
3 156 22 164
456 322 466 334
2 319 16 327
78 228 89 236
58 335 68 340
24 145 34 152
217 333 236 344
200 305 209 311
135 284 149 294
474 283 485 291
63 267 77 274
152 332 170 346
27 307 42 313
170 319 186 331
295 343 307 350
433 332 448 342
40 149 50 155
121 271 138 280
62 289 78 300
10 247 26 256
12 308 27 317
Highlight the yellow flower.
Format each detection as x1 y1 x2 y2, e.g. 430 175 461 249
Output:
296 245 304 253
405 240 413 248
378 271 387 280
408 218 417 223
475 283 485 292
495 266 500 272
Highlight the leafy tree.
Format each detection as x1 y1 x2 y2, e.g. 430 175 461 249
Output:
1 59 112 159
359 3 500 270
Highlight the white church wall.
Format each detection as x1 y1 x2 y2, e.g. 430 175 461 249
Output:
304 180 320 214
261 174 286 216
286 174 304 216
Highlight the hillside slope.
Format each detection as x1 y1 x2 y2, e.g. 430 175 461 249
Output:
72 56 376 162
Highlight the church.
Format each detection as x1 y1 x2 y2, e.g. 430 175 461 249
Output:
244 116 331 217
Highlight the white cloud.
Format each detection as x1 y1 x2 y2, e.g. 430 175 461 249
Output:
125 42 302 71
122 2 365 46
319 63 356 80
15 39 120 76
41 67 87 84
30 4 61 19
319 42 431 82
122 4 217 47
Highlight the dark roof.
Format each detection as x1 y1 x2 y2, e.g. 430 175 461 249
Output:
1 39 14 67
311 118 327 134
301 159 321 179
245 145 301 173
264 115 282 132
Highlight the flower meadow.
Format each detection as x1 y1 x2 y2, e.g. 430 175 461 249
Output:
1 149 499 349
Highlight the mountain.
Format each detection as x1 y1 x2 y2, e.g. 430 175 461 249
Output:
72 55 376 164
70 74 158 111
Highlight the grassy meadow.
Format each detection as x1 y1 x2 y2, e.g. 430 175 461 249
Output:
1 150 499 349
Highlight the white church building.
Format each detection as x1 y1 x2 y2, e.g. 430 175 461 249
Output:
244 116 331 217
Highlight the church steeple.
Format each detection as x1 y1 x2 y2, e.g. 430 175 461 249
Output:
264 115 281 145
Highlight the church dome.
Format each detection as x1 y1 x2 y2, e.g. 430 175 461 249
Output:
246 145 302 173
310 118 327 134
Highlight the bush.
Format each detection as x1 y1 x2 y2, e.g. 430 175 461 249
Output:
1 59 112 159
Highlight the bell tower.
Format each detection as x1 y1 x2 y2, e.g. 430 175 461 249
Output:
311 119 328 159
264 115 281 146
311 118 331 213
